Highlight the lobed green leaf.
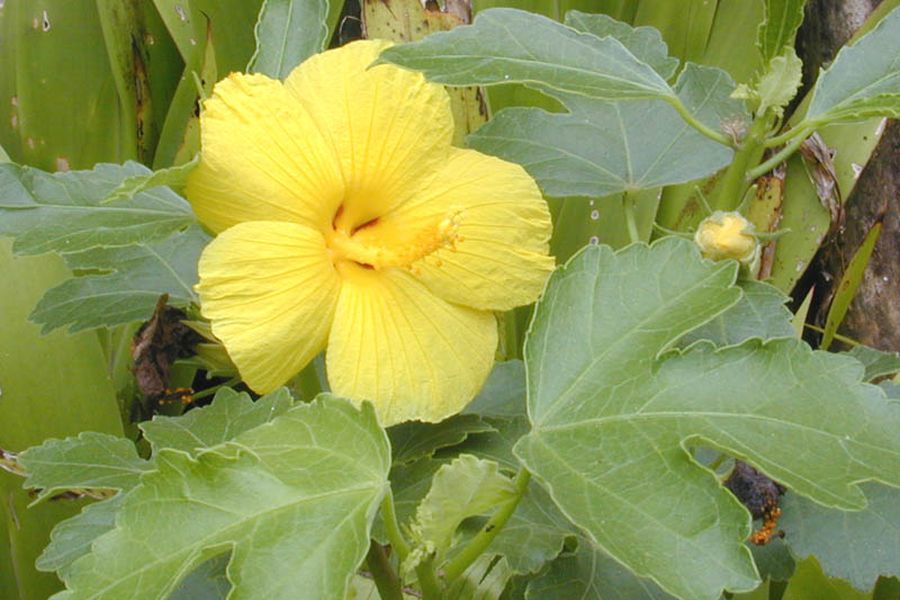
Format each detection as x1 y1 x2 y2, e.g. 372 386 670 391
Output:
0 162 194 256
805 7 900 124
757 0 807 63
515 237 900 599
846 345 900 382
55 395 390 600
380 8 672 101
248 0 331 79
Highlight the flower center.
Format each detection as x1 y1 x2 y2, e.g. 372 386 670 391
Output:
327 208 462 272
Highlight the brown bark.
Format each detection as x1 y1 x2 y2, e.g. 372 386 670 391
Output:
798 0 900 351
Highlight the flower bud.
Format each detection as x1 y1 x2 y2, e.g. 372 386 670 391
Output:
694 211 759 265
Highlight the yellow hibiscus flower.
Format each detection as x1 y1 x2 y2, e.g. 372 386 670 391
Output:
187 40 554 426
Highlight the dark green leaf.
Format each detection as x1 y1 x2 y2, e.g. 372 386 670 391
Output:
515 238 900 599
464 360 527 419
526 538 675 599
380 8 672 101
248 0 330 79
20 433 148 503
0 162 194 256
30 225 210 333
170 555 231 600
389 415 494 465
781 484 900 591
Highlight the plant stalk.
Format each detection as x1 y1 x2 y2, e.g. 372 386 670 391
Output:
763 123 813 148
667 96 734 147
381 490 411 562
366 541 404 600
709 115 773 211
441 468 532 583
747 134 809 180
416 558 443 600
622 192 641 244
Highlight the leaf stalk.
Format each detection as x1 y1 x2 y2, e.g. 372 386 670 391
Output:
381 490 411 562
441 468 532 583
667 96 735 148
747 134 809 180
366 541 405 600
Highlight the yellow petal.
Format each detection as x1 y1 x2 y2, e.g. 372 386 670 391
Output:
187 73 343 234
196 221 340 392
326 266 497 426
352 149 555 311
285 40 454 232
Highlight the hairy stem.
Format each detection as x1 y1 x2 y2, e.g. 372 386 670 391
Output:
441 469 532 583
366 541 404 600
709 115 773 211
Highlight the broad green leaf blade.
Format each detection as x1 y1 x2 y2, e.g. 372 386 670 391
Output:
780 484 900 591
448 416 530 472
469 63 742 198
31 225 210 333
757 0 807 63
846 345 900 381
564 10 679 79
36 495 124 578
57 396 389 600
103 156 199 204
805 7 900 124
515 237 900 600
389 415 494 465
526 539 675 600
477 482 571 575
679 280 794 347
756 48 803 117
0 162 195 256
464 360 526 419
782 557 870 600
248 0 330 79
140 387 294 454
19 433 148 503
380 8 673 101
409 455 515 565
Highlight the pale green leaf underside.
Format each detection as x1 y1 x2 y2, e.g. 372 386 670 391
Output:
56 396 389 600
140 387 294 455
380 8 672 101
846 345 900 381
30 225 211 333
563 11 679 80
679 279 794 347
248 0 330 80
781 483 900 591
0 161 194 256
469 63 742 198
806 7 900 123
757 0 807 63
20 432 149 503
516 238 900 600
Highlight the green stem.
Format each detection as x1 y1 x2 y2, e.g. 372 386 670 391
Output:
803 323 860 347
366 541 404 600
746 134 809 180
763 123 813 148
709 115 772 211
442 469 532 583
667 96 734 147
381 491 411 562
622 193 640 244
416 558 443 600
